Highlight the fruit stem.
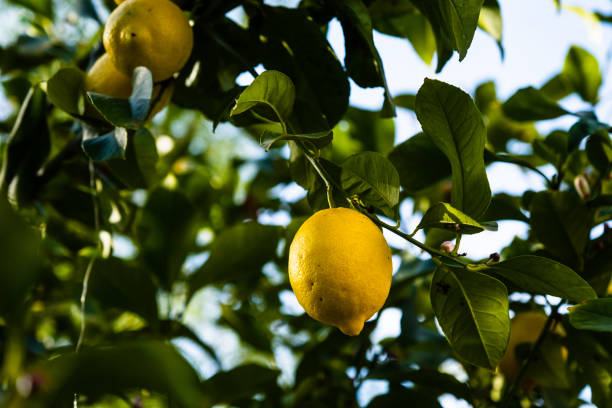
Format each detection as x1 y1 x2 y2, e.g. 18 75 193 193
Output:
499 299 565 407
369 215 469 266
299 143 336 208
452 233 462 256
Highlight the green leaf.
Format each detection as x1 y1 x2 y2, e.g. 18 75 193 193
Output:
231 70 296 125
415 79 491 219
38 341 206 407
88 66 154 128
562 45 602 104
261 129 332 152
89 257 159 325
0 199 42 323
46 67 85 115
478 0 503 56
416 202 485 235
569 298 612 331
482 193 528 223
502 86 569 121
253 7 350 131
107 127 159 189
430 266 510 369
586 132 612 175
489 255 596 302
341 151 400 218
371 8 436 66
219 305 272 352
568 111 610 152
189 222 280 295
334 0 395 116
82 127 128 161
0 86 50 206
136 188 199 291
368 363 472 401
335 107 396 157
411 0 485 72
388 133 451 192
393 93 416 111
201 364 279 406
529 191 591 269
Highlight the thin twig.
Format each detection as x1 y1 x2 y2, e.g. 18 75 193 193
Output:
74 160 101 407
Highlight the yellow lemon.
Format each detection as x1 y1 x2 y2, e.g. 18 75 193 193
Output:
498 311 566 386
83 53 174 120
288 207 392 336
103 0 193 82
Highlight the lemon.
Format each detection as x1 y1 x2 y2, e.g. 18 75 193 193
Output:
103 0 193 82
83 53 173 120
288 207 392 336
498 311 566 385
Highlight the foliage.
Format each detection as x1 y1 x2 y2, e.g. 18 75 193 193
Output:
1 0 612 407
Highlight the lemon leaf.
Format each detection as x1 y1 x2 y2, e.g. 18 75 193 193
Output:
415 79 491 220
569 298 612 332
341 151 400 219
231 70 296 127
415 202 486 235
502 86 569 121
489 255 596 302
431 266 510 369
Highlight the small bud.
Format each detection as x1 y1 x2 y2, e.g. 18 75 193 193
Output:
440 241 455 253
487 252 500 263
574 175 591 199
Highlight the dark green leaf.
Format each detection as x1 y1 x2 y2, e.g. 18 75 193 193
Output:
89 257 159 325
529 191 591 269
82 127 128 161
46 67 85 115
570 298 612 332
107 127 159 189
136 188 199 291
368 363 472 401
415 79 491 219
189 222 280 295
219 305 272 352
38 341 206 407
482 193 528 223
0 86 50 206
231 70 296 125
0 199 42 323
502 87 569 121
568 111 610 152
201 364 279 405
489 255 596 302
341 151 400 218
253 6 350 131
411 0 484 72
430 266 510 369
586 132 612 175
388 133 451 192
416 202 485 235
334 0 395 116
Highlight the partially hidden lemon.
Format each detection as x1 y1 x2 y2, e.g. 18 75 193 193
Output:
103 0 193 82
498 311 567 387
288 207 392 336
83 53 174 120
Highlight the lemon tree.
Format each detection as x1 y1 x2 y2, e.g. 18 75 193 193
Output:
2 0 612 407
